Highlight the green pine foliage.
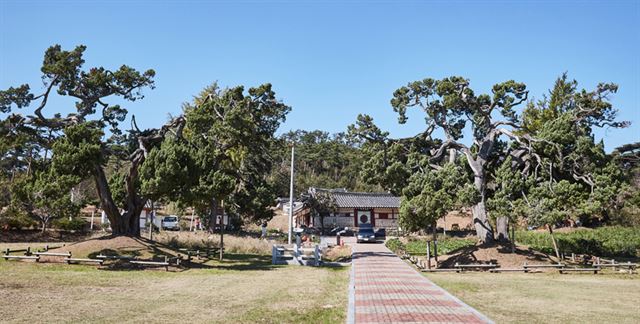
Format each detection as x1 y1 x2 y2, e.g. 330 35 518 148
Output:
269 130 382 197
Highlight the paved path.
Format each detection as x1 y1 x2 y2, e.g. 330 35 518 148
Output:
348 243 492 324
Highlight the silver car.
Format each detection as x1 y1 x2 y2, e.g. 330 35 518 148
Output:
162 215 180 231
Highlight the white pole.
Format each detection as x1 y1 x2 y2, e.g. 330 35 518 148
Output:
288 145 295 245
69 188 74 221
189 208 195 231
90 209 95 231
148 201 154 241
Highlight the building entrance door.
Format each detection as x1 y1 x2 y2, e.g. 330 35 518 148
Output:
356 210 372 226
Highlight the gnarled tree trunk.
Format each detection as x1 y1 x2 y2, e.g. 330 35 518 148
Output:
546 223 561 260
471 200 493 244
470 169 494 244
496 216 509 242
93 163 145 236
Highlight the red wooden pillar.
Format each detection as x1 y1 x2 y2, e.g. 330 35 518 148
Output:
371 208 375 227
354 208 358 227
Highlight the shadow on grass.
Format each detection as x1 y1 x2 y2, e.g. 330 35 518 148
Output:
57 235 340 273
436 242 556 268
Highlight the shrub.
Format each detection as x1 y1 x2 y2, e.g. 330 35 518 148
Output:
516 226 640 258
405 238 475 255
53 217 86 231
385 238 405 252
0 209 37 229
386 237 475 255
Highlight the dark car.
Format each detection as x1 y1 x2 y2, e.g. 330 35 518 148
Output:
300 225 321 235
330 226 354 236
375 228 386 239
357 226 376 243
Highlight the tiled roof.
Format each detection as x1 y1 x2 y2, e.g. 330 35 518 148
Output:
310 188 400 208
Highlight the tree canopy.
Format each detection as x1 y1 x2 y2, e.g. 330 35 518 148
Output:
350 74 631 243
0 45 291 235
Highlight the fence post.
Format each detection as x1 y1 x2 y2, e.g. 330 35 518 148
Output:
314 245 320 266
272 245 277 265
426 241 431 270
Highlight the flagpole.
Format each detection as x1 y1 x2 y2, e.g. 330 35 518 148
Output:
288 144 295 245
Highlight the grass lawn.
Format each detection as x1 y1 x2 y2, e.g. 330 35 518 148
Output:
424 272 640 324
0 254 349 323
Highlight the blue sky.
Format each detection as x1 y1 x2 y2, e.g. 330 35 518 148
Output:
1 0 638 151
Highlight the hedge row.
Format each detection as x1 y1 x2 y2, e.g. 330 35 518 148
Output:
515 226 640 258
385 237 475 255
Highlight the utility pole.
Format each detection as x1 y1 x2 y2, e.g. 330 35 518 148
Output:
219 199 225 261
288 144 295 245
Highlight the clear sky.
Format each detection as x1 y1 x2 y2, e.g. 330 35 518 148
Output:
1 0 639 151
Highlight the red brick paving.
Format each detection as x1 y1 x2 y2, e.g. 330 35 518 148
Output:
351 242 492 323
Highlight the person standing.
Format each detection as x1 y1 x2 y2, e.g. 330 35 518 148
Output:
261 221 268 239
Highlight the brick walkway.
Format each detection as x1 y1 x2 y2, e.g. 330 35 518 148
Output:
348 242 492 324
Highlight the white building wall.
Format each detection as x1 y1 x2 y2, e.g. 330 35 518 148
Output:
313 214 399 229
375 219 398 228
313 215 354 228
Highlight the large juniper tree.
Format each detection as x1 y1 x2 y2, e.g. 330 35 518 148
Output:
140 83 291 229
0 45 178 236
516 74 629 229
352 77 530 243
351 75 628 244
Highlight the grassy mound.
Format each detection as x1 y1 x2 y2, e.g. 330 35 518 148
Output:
53 235 178 260
386 236 558 268
435 243 556 268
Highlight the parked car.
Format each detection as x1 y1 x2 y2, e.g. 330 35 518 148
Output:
375 228 386 239
300 225 321 235
161 215 180 231
330 226 354 236
357 226 376 243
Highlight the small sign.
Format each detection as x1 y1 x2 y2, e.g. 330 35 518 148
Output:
216 215 229 225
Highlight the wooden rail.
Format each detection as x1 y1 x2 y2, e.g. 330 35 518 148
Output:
96 255 135 260
129 260 170 271
34 252 72 257
523 263 565 269
559 268 600 274
3 255 40 261
489 268 530 273
65 258 104 265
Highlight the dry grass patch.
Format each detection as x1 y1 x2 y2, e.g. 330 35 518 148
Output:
0 256 349 323
425 272 640 323
324 245 352 262
155 231 272 255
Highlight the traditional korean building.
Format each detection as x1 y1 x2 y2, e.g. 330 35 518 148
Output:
295 187 400 230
